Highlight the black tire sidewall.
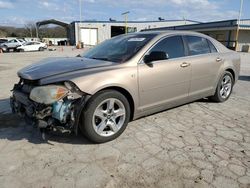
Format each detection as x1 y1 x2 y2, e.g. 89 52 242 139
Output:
80 90 131 143
3 45 8 51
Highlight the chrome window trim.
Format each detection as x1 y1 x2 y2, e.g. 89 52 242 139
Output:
183 34 220 56
139 34 186 64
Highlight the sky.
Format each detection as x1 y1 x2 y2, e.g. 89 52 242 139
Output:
0 0 249 27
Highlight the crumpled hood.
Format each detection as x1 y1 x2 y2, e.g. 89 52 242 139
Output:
18 57 115 80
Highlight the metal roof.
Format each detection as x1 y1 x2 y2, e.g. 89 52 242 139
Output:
71 19 201 24
36 19 69 28
143 19 250 31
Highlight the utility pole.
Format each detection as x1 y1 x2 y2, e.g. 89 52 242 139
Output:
235 0 243 51
122 11 130 34
183 16 187 25
78 0 82 47
79 0 82 23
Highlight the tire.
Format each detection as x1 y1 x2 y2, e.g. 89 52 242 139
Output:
39 47 44 51
80 90 131 143
3 46 9 52
210 71 234 102
19 49 24 52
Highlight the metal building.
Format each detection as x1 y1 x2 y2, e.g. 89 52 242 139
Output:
69 20 199 46
144 19 250 51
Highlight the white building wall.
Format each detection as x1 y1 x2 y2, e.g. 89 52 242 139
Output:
74 20 197 45
42 38 68 45
237 19 250 28
238 30 250 51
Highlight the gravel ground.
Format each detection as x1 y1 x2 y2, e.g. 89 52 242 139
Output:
0 47 249 188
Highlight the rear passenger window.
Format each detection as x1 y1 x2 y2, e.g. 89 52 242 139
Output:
150 36 185 59
207 39 218 53
186 36 210 56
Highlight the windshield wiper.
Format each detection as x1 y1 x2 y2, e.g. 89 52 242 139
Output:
91 57 110 61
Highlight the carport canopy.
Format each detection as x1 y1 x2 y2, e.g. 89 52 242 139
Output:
35 19 70 38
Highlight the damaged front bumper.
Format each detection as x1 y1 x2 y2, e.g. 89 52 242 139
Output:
10 80 89 136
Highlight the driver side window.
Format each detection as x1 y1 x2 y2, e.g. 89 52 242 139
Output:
149 36 185 59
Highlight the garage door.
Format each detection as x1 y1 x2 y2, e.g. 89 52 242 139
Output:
80 28 98 46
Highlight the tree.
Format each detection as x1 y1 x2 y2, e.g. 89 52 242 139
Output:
0 24 67 38
0 29 7 38
24 22 37 38
10 32 18 37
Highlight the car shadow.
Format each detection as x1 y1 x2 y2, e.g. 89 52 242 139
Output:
0 98 11 114
196 98 217 103
239 75 250 81
0 99 93 145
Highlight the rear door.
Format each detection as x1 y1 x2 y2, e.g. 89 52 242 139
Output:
138 35 191 111
183 35 222 100
24 42 34 51
32 42 41 51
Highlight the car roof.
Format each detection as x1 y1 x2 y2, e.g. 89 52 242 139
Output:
138 30 230 53
25 41 40 44
138 30 207 37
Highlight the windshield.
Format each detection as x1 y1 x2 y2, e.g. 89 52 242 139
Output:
82 33 156 63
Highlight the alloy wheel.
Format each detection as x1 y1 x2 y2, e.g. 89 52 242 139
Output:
92 98 126 137
219 75 232 99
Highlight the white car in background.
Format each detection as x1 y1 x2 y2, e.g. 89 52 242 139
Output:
0 38 26 52
17 42 47 52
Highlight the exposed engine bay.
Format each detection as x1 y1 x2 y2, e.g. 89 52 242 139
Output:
10 79 89 139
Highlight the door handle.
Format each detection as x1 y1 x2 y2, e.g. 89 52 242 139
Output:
180 62 190 68
216 57 222 62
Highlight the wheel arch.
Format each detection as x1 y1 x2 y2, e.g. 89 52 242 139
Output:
97 86 135 121
225 68 235 83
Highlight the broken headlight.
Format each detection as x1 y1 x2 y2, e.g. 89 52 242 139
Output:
30 85 69 104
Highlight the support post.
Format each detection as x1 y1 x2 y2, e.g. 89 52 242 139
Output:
122 11 130 34
78 0 83 48
235 0 243 51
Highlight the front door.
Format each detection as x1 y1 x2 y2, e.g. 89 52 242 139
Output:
138 35 191 111
8 39 18 48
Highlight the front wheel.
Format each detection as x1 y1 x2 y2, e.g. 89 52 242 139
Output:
80 90 131 143
210 71 234 102
3 46 9 52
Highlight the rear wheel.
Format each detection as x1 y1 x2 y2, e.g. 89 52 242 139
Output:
210 71 234 102
39 47 44 51
80 90 130 143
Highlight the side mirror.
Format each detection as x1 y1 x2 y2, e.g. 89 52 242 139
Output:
144 51 168 64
